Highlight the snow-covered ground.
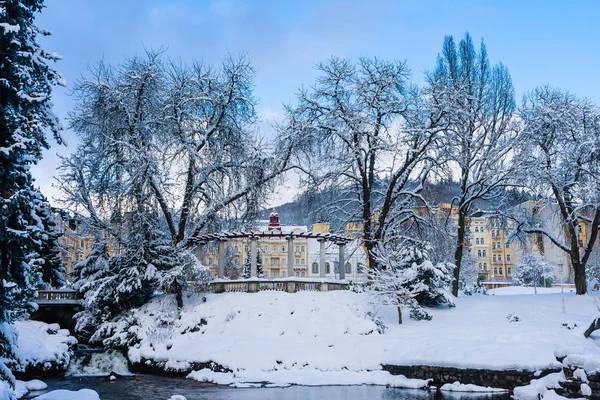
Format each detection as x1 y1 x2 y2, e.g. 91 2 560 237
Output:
13 320 76 374
488 286 576 295
127 288 600 389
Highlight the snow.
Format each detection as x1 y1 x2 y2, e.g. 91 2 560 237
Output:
33 388 100 400
440 381 507 393
13 320 76 372
512 371 565 400
488 286 575 295
187 368 430 388
0 22 19 33
580 383 592 396
126 286 599 389
169 396 187 400
25 379 48 391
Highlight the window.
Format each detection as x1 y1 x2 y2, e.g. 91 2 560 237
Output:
481 238 484 245
478 250 482 257
506 242 510 249
208 257 213 265
494 268 498 274
345 262 351 273
273 245 277 252
506 254 511 262
475 227 479 232
498 268 503 275
558 263 564 273
482 250 486 257
265 258 269 265
264 246 268 252
282 271 286 277
295 272 300 277
271 271 278 278
282 246 285 252
301 272 305 277
478 262 482 270
357 263 365 273
579 240 584 248
476 238 480 245
325 262 331 274
296 246 300 252
507 268 512 275
301 246 305 252
483 263 487 270
312 262 319 274
282 258 286 264
480 227 485 233
295 259 300 265
493 255 497 263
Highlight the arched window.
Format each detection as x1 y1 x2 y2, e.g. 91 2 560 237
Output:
345 262 351 273
325 262 331 274
312 262 319 274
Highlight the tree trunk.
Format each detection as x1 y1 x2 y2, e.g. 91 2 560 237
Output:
452 211 467 297
175 281 184 309
397 306 403 325
571 256 587 295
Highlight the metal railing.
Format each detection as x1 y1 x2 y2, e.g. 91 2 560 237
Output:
35 290 80 301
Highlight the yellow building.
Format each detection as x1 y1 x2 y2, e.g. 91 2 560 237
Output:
468 211 517 282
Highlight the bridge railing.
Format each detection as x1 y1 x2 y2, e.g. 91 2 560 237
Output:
209 279 349 294
35 289 81 302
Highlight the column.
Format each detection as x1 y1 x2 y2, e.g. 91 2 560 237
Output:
217 240 226 279
319 239 326 278
287 236 294 278
338 243 345 280
250 236 258 277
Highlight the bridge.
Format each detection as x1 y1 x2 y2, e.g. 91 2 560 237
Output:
31 290 82 332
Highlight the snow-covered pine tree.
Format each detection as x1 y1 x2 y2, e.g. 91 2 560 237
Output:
242 246 265 278
371 238 454 322
30 195 65 288
512 252 556 289
256 248 265 278
0 1 64 394
71 242 114 338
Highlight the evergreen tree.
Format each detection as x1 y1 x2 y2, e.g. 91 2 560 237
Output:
512 252 556 290
30 197 65 288
242 246 265 278
0 1 64 394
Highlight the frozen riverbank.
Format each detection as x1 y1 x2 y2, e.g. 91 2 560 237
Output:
122 289 599 389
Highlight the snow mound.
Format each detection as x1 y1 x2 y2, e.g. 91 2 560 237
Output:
33 388 100 400
25 379 48 391
14 320 76 373
169 396 187 400
440 381 507 392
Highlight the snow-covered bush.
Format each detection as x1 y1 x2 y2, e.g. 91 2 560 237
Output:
513 252 556 288
368 238 455 323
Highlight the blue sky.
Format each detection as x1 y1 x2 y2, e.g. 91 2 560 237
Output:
33 0 600 205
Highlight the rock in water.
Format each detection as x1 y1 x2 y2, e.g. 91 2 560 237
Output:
25 379 48 391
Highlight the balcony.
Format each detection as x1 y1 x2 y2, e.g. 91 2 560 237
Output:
293 264 307 270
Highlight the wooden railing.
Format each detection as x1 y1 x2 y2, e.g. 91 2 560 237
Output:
209 279 349 294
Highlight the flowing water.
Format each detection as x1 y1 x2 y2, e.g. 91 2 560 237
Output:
23 376 512 400
22 350 511 400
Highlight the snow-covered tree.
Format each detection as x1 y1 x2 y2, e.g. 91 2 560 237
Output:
71 243 114 339
512 252 556 290
283 57 443 270
242 246 265 278
514 87 600 294
222 246 241 280
427 33 519 296
370 238 454 323
0 1 64 394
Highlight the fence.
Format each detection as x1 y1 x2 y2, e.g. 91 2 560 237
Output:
209 279 349 294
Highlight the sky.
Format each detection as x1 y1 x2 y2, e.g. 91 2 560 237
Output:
32 0 600 207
